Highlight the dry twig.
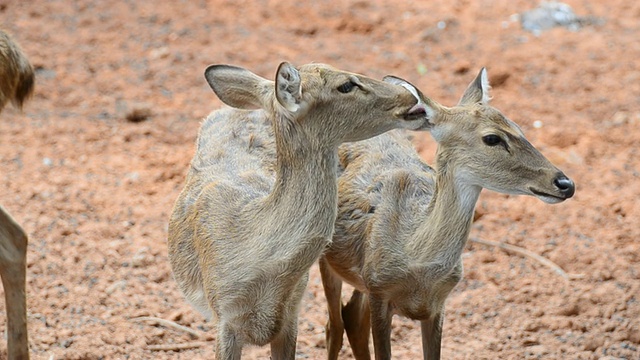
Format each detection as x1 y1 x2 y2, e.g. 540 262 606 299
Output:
131 316 205 339
147 342 207 351
470 237 584 281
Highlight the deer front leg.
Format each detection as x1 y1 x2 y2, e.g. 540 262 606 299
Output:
270 274 308 360
368 294 393 360
0 206 30 360
421 311 443 360
215 320 242 360
319 257 344 360
269 314 298 360
2 266 28 360
342 289 371 360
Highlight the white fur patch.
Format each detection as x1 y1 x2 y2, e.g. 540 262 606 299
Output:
479 68 492 104
400 82 421 101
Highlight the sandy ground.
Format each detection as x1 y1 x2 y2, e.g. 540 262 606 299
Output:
0 0 639 359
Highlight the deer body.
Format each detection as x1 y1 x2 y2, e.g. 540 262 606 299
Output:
168 62 427 359
320 69 575 360
0 29 34 360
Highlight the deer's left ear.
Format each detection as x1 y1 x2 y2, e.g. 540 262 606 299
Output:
275 62 303 113
458 67 491 106
383 75 436 127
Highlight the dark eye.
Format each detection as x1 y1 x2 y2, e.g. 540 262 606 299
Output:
337 81 356 93
482 134 503 146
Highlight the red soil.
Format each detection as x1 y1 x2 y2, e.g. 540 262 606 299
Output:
1 0 638 359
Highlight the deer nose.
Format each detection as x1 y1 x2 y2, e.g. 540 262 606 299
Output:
553 175 575 198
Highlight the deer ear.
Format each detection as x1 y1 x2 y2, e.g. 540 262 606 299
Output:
383 75 424 99
458 67 491 106
204 64 271 109
275 62 303 113
383 75 436 125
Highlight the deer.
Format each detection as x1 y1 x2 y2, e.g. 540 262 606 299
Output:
319 68 576 360
167 61 430 359
0 29 35 360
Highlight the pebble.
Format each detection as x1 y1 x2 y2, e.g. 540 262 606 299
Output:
132 247 152 267
105 280 127 295
582 334 605 352
525 344 548 356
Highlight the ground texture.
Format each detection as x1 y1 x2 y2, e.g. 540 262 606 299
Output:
1 0 639 359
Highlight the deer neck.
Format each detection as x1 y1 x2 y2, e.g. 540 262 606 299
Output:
411 152 481 266
260 116 339 241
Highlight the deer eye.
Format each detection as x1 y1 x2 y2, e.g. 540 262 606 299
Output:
337 81 357 93
482 134 503 146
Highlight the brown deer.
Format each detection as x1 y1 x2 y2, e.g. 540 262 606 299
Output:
0 29 35 360
167 62 429 359
319 68 575 360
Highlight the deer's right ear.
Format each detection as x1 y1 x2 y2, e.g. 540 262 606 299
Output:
204 64 270 109
275 62 303 113
458 67 491 106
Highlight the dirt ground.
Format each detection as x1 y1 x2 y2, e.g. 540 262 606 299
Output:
1 0 639 359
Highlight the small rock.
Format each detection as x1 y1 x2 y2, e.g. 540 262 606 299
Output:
168 310 184 321
522 337 540 346
556 302 580 316
524 320 542 332
132 247 153 268
525 344 548 356
520 1 580 34
312 333 326 348
582 334 605 351
531 308 545 317
629 327 640 344
453 60 470 75
131 310 151 318
117 98 153 123
126 105 153 123
60 338 74 348
149 47 170 60
40 334 57 345
105 280 127 295
479 251 497 264
490 71 510 87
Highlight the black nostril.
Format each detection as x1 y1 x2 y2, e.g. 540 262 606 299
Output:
554 175 575 198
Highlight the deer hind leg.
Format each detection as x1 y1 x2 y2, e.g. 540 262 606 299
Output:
369 294 393 360
0 206 29 360
420 311 443 360
319 257 344 360
342 289 371 360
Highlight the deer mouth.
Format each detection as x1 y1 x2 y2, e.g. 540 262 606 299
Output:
403 103 428 121
529 187 567 204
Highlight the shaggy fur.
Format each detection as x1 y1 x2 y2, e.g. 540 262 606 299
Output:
168 62 428 359
320 69 575 360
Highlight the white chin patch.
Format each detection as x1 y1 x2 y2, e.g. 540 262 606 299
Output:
537 195 565 204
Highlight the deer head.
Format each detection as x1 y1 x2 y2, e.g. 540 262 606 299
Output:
385 68 575 203
205 62 429 146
